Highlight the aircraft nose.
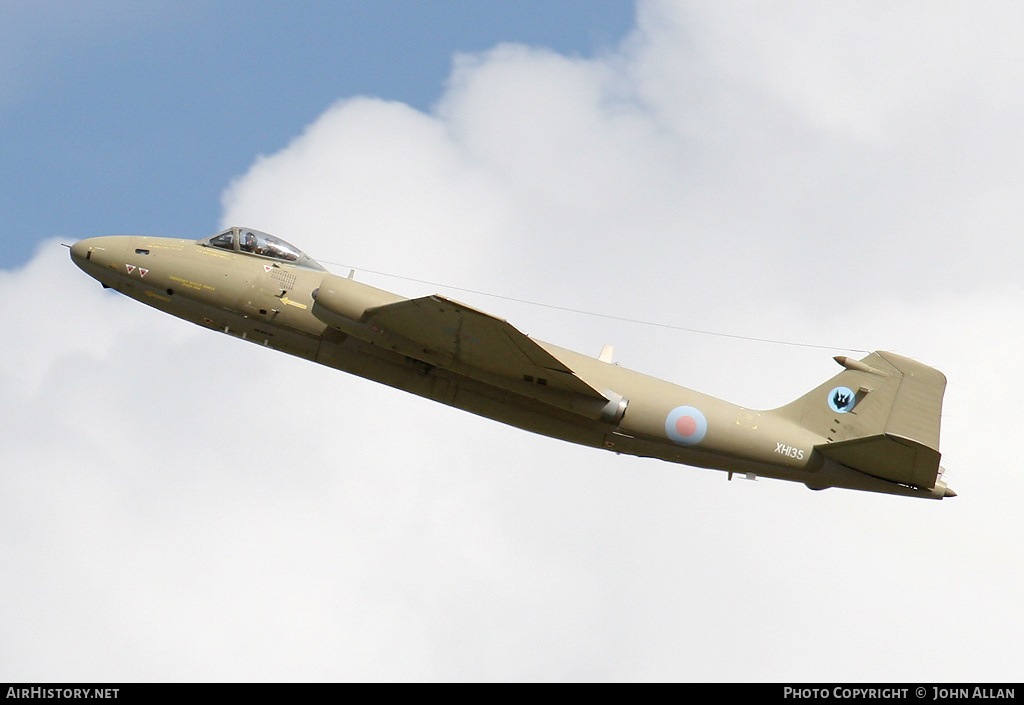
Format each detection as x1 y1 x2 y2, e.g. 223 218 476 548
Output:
69 236 130 286
70 236 125 266
69 238 93 267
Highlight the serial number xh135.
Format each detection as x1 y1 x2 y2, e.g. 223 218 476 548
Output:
71 227 954 499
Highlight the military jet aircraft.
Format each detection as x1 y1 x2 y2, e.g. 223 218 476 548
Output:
70 227 953 499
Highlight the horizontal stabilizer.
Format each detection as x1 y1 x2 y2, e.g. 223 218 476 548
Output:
816 434 941 489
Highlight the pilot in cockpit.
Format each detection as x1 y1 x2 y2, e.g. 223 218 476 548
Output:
241 231 263 255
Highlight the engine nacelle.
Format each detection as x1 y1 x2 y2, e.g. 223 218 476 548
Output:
311 273 405 337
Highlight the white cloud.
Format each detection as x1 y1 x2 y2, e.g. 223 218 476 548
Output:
4 0 1023 681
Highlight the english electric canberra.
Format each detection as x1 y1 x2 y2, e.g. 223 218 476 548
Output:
71 227 953 499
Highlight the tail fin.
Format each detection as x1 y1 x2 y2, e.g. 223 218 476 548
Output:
776 351 949 496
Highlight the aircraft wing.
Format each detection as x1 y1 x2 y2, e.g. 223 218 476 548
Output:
362 295 607 401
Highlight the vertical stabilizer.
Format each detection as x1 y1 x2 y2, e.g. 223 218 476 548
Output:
775 352 947 492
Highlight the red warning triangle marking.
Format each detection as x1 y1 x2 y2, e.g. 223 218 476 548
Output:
126 264 135 274
139 268 149 278
263 264 274 272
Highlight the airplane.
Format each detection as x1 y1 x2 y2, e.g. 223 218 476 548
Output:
69 226 954 499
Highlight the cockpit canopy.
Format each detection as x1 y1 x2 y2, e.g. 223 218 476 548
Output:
199 227 325 270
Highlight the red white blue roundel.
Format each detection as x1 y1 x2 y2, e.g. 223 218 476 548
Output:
665 405 708 446
828 386 856 413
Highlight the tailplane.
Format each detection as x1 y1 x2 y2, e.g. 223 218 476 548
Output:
775 351 951 498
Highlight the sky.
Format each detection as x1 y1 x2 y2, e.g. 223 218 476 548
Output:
2 0 1023 682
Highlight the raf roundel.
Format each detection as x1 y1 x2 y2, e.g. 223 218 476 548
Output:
665 406 708 446
828 386 857 414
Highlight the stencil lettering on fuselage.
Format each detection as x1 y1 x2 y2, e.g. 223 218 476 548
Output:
775 442 805 460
